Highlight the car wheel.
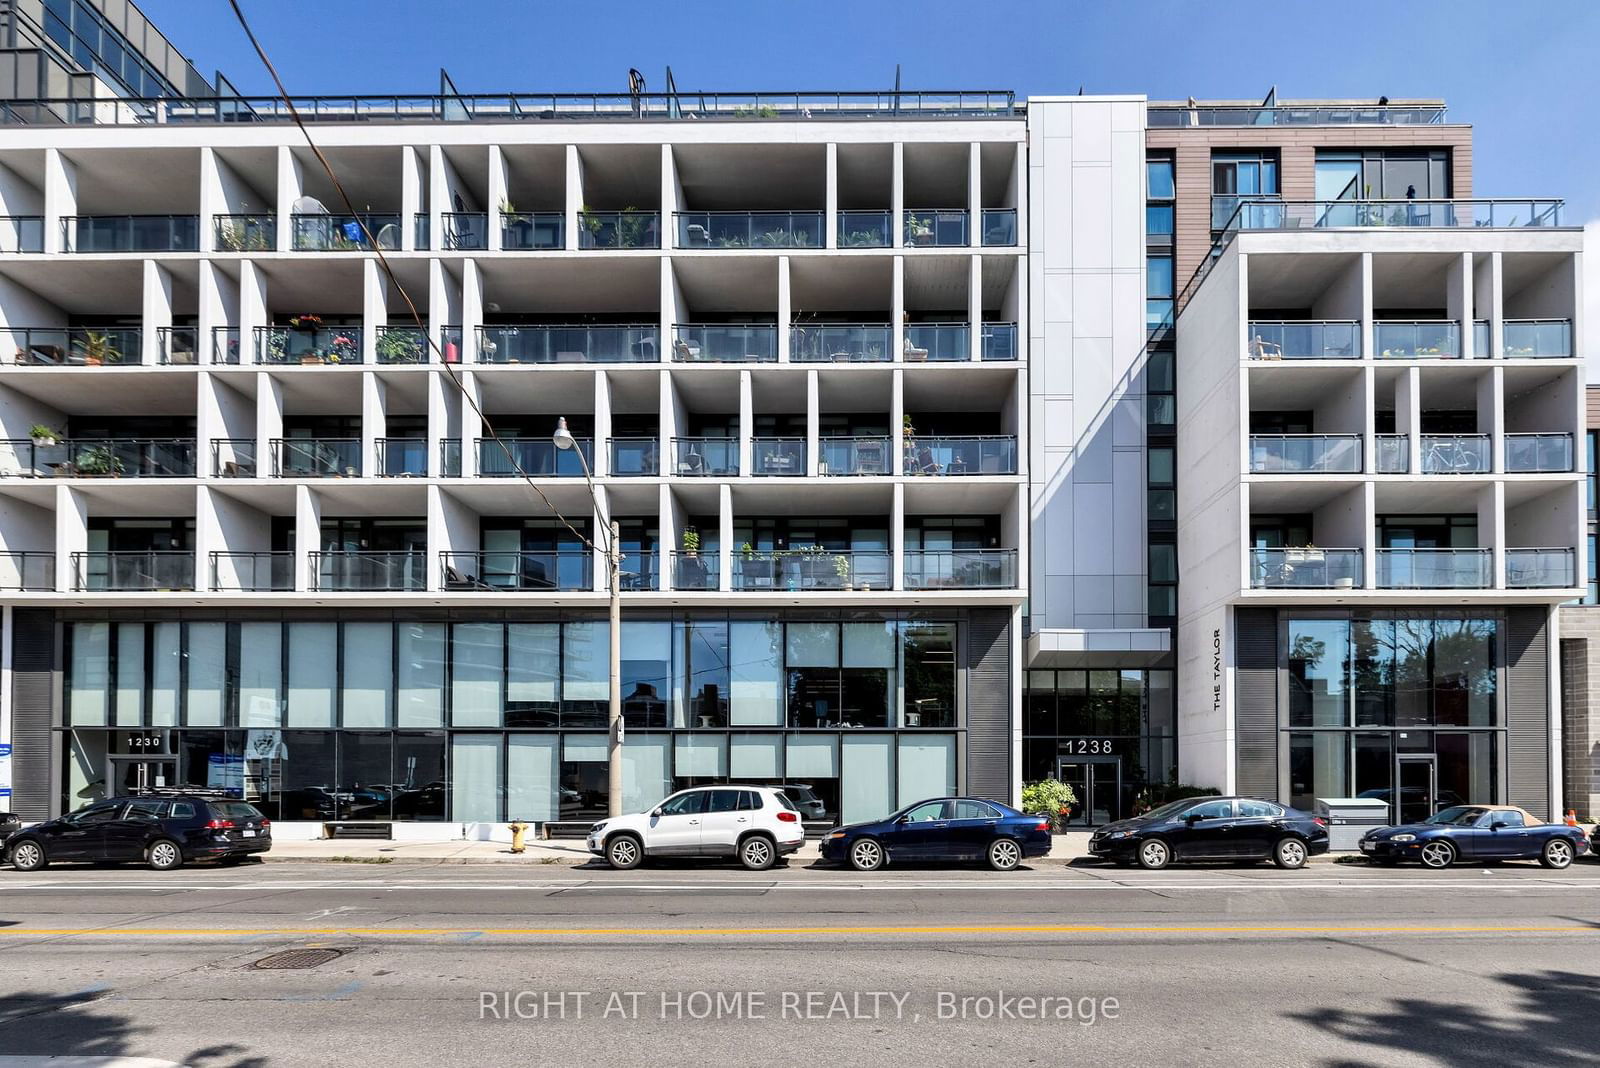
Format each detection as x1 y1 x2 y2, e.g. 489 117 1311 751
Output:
1418 840 1455 870
1272 837 1308 870
739 835 776 871
1137 839 1171 870
9 840 46 872
147 839 183 871
605 833 643 870
987 837 1022 872
1540 838 1575 870
849 837 884 872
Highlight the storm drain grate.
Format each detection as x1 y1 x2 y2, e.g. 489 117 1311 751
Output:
252 948 345 970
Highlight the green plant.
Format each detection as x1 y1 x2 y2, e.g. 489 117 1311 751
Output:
29 424 60 443
832 554 851 581
375 329 422 364
681 527 700 554
73 331 121 364
842 229 881 248
732 105 779 119
73 444 123 476
1021 779 1079 826
740 541 755 557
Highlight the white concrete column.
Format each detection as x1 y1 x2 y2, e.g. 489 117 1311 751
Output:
42 148 75 255
1361 481 1377 589
1402 366 1422 475
362 258 386 365
1361 364 1376 475
1359 252 1373 358
891 481 905 591
404 146 427 253
1486 481 1506 590
968 255 982 360
565 145 582 251
660 145 677 251
805 369 819 476
738 370 753 477
275 146 301 253
426 370 449 477
659 483 678 589
361 372 385 477
718 482 733 593
238 259 268 365
256 372 283 478
967 142 982 246
824 143 838 250
1483 366 1505 474
142 260 173 366
1487 252 1505 359
660 257 677 362
891 368 905 476
777 256 792 363
593 371 612 476
461 371 483 477
461 259 483 362
486 145 507 252
198 147 219 254
294 484 321 592
194 484 221 591
892 255 906 362
592 484 611 594
658 367 678 472
54 483 86 592
891 143 905 249
197 260 226 367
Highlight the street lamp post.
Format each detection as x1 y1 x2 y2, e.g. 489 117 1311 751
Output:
554 418 624 817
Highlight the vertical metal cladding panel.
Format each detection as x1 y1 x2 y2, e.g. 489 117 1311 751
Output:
11 609 56 820
1234 608 1278 799
964 610 1012 803
1506 607 1551 819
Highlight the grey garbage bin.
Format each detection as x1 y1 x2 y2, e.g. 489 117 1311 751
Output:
1315 797 1392 852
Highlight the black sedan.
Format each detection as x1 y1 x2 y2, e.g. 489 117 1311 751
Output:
820 797 1052 871
1089 796 1329 870
1359 805 1586 869
6 793 271 871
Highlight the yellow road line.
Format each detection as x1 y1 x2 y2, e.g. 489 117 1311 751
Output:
0 923 1592 937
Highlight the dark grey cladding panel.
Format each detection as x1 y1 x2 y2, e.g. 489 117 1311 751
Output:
965 609 1012 803
1235 608 1277 800
1506 607 1551 819
11 609 55 820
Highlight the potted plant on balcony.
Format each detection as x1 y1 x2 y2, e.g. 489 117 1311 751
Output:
681 527 700 558
73 331 121 366
73 444 124 477
904 213 934 245
833 553 852 590
288 314 322 332
29 424 60 447
1021 778 1079 832
375 329 421 364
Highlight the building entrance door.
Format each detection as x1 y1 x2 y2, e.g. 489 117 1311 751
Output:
108 757 176 796
1056 756 1122 826
1395 756 1438 825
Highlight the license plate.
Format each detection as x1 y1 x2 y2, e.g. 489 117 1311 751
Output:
242 830 257 838
1360 841 1374 852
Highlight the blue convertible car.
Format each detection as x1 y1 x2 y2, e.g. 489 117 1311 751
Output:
819 797 1052 871
1359 805 1587 869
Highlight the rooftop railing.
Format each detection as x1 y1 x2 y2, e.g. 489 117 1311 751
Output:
0 91 1018 127
1147 103 1447 126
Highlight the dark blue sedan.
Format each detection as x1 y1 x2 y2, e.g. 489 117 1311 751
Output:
1359 805 1588 869
819 797 1052 871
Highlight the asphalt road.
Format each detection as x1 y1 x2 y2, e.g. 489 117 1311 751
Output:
3 858 1600 1067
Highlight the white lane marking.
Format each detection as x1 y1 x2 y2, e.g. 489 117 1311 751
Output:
1 879 1595 893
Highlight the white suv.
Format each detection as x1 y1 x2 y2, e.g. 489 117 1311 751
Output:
586 785 806 870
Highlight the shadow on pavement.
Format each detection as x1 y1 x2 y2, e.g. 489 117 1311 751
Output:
0 988 267 1065
1290 968 1599 1067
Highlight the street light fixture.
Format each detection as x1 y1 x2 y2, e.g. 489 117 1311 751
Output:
554 417 624 817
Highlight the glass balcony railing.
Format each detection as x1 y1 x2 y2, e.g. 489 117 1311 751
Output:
1250 548 1363 589
1474 319 1491 358
981 322 1018 361
903 549 1017 590
8 326 141 366
752 438 805 476
1420 434 1490 474
981 208 1017 246
837 211 892 248
0 215 43 252
290 213 401 251
620 549 660 591
1149 103 1448 126
432 211 488 250
73 551 195 591
376 438 428 477
257 325 362 364
905 435 1018 475
1248 434 1362 474
273 438 361 477
1506 547 1576 589
441 550 591 591
672 551 720 591
62 214 198 252
210 551 294 592
1375 321 1460 359
732 549 893 592
440 438 462 478
672 324 777 362
1213 195 1276 231
609 437 660 476
211 439 256 477
1220 199 1563 232
1247 321 1360 360
158 326 198 365
1375 434 1409 474
311 551 426 592
477 437 592 477
671 437 739 476
676 211 823 249
211 326 242 364
790 323 892 362
478 325 659 363
578 211 660 249
501 212 565 250
819 436 892 476
1505 433 1574 473
213 214 276 251
904 323 970 361
0 550 55 591
1375 547 1491 589
374 325 431 364
1 438 195 477
904 209 969 247
1503 319 1573 358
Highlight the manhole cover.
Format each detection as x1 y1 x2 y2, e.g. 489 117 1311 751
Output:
252 948 345 970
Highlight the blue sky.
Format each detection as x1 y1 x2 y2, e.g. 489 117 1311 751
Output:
142 0 1600 221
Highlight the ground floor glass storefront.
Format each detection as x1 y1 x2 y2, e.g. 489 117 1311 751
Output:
1022 668 1175 825
57 611 976 825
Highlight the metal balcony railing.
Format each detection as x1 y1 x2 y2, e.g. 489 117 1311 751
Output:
577 211 659 249
8 326 141 366
751 438 805 476
620 550 660 591
478 325 658 363
211 439 256 477
1 438 195 477
477 437 593 477
376 438 428 477
311 551 426 591
213 214 276 251
1375 547 1492 589
1148 103 1447 126
1250 548 1363 589
441 550 592 591
272 438 361 477
981 208 1017 246
0 215 43 252
73 551 195 591
158 326 198 365
837 211 892 248
210 551 294 592
904 435 1018 475
1375 321 1460 359
676 211 824 249
439 439 462 477
0 550 54 591
501 212 565 250
904 323 970 361
819 436 892 475
671 437 739 476
1247 321 1360 360
672 324 777 362
1375 434 1409 474
1506 547 1576 589
1249 434 1362 474
211 327 243 364
903 549 1017 590
1420 434 1490 474
61 214 198 252
733 549 893 591
290 213 401 251
981 323 1018 361
429 211 488 250
1503 319 1573 358
789 323 892 362
1504 433 1573 473
904 209 969 246
256 325 363 364
609 437 660 476
672 551 721 591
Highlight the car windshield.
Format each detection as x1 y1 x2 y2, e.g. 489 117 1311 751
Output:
1424 806 1488 827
